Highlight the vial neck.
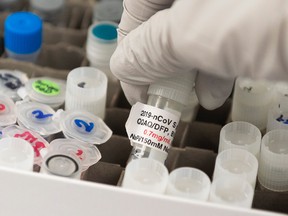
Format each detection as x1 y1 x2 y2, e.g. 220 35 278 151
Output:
147 94 183 116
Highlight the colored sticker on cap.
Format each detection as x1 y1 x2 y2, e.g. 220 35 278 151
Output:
32 79 60 96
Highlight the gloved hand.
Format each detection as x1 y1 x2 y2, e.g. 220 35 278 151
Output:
111 0 288 110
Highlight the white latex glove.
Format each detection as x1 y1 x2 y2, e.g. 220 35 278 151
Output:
111 0 288 109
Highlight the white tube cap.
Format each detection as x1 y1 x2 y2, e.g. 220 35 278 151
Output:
219 121 262 158
122 158 169 194
165 167 211 201
258 129 288 192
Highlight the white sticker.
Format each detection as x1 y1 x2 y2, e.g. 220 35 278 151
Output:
126 102 180 153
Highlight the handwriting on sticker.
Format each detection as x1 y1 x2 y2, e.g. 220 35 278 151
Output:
32 80 60 96
0 104 6 111
78 82 86 88
0 73 22 90
243 86 253 92
14 131 46 157
32 110 53 119
76 149 83 160
74 119 94 132
276 114 288 124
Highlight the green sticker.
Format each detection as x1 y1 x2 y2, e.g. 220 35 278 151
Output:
32 79 60 96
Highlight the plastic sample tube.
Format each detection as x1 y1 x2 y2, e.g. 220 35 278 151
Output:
213 149 258 189
258 129 288 192
231 77 273 131
86 22 118 83
266 107 288 132
122 158 169 194
165 167 211 201
209 176 254 208
271 81 288 112
0 137 34 171
4 12 42 63
29 0 65 25
65 67 108 119
266 82 288 132
126 73 195 163
218 121 262 158
92 0 123 23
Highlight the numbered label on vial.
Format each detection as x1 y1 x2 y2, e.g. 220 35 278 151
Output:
126 102 180 153
32 79 60 96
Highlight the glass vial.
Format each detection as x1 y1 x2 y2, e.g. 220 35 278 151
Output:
127 72 195 163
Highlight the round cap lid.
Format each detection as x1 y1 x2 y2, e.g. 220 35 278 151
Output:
4 12 42 54
49 138 102 171
55 110 112 144
16 101 61 136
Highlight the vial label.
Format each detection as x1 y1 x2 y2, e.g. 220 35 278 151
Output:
126 102 180 153
32 79 60 96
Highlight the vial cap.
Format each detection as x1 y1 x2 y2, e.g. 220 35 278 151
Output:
24 77 66 107
15 101 61 136
0 137 34 171
54 110 112 144
4 12 42 54
2 125 49 165
90 22 118 44
49 138 102 171
0 94 17 126
148 72 196 105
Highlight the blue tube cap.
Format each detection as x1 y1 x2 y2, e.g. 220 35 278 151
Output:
4 12 42 54
92 22 117 42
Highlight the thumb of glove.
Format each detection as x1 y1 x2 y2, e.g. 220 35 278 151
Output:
195 72 235 110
